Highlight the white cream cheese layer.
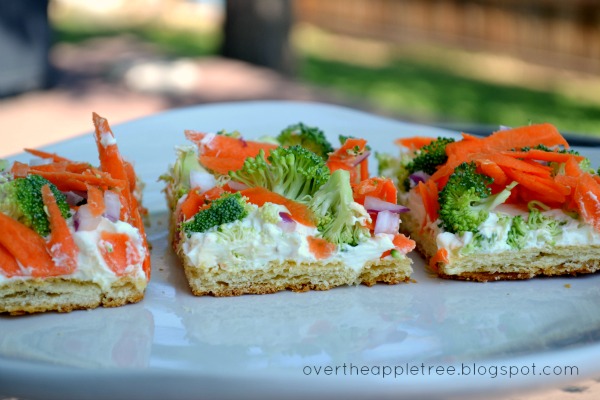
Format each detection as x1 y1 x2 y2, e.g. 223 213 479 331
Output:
0 218 147 290
182 203 396 273
408 190 600 259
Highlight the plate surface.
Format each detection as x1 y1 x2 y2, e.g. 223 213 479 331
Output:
2 101 600 400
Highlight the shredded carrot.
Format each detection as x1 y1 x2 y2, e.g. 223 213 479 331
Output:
24 148 71 163
0 213 57 277
416 180 439 228
185 130 278 159
394 136 435 150
98 231 141 276
476 159 507 186
0 243 22 278
307 236 336 260
180 187 226 220
381 233 416 258
240 187 316 227
352 177 397 205
86 185 106 217
199 155 246 175
41 185 78 273
501 149 584 163
429 248 449 271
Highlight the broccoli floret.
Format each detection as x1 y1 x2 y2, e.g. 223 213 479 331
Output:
527 206 564 238
403 137 454 190
406 137 455 176
229 145 330 202
506 215 528 250
182 192 248 236
438 162 517 234
276 123 334 159
0 174 70 236
309 169 370 246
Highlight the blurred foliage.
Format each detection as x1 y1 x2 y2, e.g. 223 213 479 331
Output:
51 18 600 136
52 20 220 57
298 55 600 136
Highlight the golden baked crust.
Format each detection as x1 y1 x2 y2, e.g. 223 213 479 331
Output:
0 277 146 316
170 209 412 296
402 212 600 282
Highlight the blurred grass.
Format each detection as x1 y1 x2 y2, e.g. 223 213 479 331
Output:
51 18 600 136
298 55 600 136
52 20 220 58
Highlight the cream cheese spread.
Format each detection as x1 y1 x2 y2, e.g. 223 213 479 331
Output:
0 217 147 290
182 203 396 275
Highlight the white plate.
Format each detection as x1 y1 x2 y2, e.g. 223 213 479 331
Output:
2 101 600 400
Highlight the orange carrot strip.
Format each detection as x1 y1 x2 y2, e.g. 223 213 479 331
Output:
307 236 336 260
416 181 439 228
574 173 600 232
394 136 435 150
564 156 583 177
199 155 245 175
123 161 137 191
360 157 369 181
352 177 397 205
381 233 417 258
476 160 507 186
86 185 106 217
185 130 278 159
98 231 141 276
484 153 551 177
429 248 449 271
25 148 71 163
502 149 584 163
92 113 133 219
240 187 316 227
41 185 78 273
0 213 57 277
503 169 568 203
0 243 22 278
10 161 30 178
32 170 127 192
180 187 225 220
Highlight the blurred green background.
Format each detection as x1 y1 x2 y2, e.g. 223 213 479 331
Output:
5 0 600 138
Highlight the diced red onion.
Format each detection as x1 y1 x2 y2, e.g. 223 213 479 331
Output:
29 158 53 166
74 204 101 231
64 191 86 206
238 137 248 148
189 170 216 193
350 150 371 167
364 196 409 214
103 190 121 222
408 171 430 187
227 180 248 191
374 210 400 235
278 212 297 232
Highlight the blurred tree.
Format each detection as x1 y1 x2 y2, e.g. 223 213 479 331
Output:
0 0 51 97
221 0 294 75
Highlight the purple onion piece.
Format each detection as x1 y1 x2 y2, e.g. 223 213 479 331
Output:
103 190 121 222
279 212 294 223
408 171 431 187
64 191 86 207
350 150 371 167
364 196 409 214
278 212 296 232
374 210 400 235
238 137 248 148
228 180 248 191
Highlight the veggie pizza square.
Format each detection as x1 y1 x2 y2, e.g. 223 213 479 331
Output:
0 114 150 315
162 123 415 296
378 123 600 281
